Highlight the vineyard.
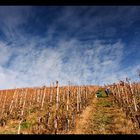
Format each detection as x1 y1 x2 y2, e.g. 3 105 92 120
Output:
1 78 140 134
0 81 99 134
109 79 140 130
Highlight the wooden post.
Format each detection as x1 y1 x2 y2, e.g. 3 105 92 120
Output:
124 82 129 103
37 89 40 103
1 90 7 114
41 87 46 110
40 89 43 104
128 80 137 112
17 119 22 134
21 89 28 116
63 89 65 103
66 82 70 132
19 89 23 107
120 85 125 104
17 88 28 134
85 86 87 99
115 84 120 104
0 91 3 112
77 87 79 112
79 86 81 111
0 91 3 105
9 89 17 113
29 89 33 107
14 89 19 109
54 115 58 134
56 81 59 111
67 82 70 112
52 82 54 102
33 89 36 102
50 83 53 103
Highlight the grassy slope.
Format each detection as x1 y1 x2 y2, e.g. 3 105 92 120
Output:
73 94 137 134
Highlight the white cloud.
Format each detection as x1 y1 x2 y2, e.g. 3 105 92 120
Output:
0 6 139 89
0 36 130 89
0 42 11 65
0 34 139 89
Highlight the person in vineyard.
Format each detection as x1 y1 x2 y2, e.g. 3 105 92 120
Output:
105 87 110 97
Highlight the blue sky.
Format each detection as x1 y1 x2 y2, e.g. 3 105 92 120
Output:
0 6 140 89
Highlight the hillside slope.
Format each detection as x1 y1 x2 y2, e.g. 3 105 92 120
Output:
72 94 138 134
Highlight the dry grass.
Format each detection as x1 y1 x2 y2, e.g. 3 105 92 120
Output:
72 95 137 134
73 97 97 134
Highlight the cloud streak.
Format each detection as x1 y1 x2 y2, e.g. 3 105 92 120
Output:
0 37 138 89
0 6 139 89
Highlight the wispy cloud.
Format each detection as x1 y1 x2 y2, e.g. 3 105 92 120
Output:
0 6 139 89
0 36 138 89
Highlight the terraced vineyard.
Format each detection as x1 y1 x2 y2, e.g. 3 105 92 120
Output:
109 79 140 130
0 81 99 134
0 78 140 134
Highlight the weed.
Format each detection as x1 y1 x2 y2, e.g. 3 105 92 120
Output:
21 122 32 129
102 116 113 125
97 101 113 107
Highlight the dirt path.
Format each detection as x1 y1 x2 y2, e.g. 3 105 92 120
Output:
74 97 97 134
73 95 137 134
